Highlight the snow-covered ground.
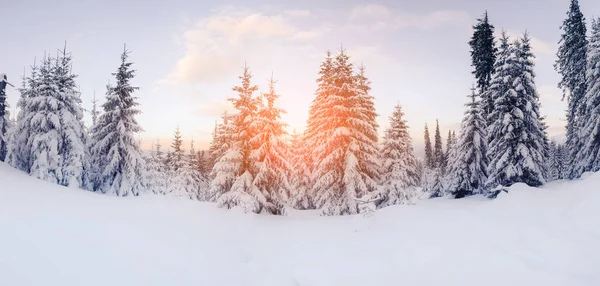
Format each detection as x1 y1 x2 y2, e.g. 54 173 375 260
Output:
1 162 599 286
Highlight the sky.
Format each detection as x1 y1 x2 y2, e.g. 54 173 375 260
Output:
2 0 599 156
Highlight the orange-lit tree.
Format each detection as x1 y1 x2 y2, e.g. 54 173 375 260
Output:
249 75 292 214
308 49 380 215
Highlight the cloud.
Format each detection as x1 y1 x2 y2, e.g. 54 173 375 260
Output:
284 10 311 17
349 4 469 31
160 8 312 85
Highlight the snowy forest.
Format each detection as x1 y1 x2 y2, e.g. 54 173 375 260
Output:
1 0 599 216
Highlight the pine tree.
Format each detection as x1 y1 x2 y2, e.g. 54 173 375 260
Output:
486 31 513 129
146 140 168 195
213 65 273 213
28 55 62 184
433 119 444 169
249 75 292 214
91 93 100 127
289 131 312 209
308 49 380 215
556 0 588 176
469 11 497 118
548 140 568 181
55 45 88 188
8 63 37 172
447 87 488 198
487 34 548 188
88 46 145 196
424 124 433 168
166 126 187 197
0 73 11 162
377 104 419 207
181 140 205 200
573 18 600 175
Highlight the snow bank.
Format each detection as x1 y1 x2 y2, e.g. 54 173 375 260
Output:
1 162 599 286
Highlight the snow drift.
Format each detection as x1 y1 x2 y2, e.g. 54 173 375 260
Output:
1 162 599 286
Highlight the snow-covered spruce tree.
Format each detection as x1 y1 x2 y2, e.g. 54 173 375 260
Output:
433 120 445 170
55 46 88 188
214 65 275 213
573 18 600 175
355 64 381 182
469 11 497 119
91 93 100 127
309 49 380 215
208 112 232 179
8 64 38 172
249 76 292 214
0 73 11 162
28 55 62 184
180 140 205 200
555 0 588 176
485 31 513 130
145 140 168 195
288 131 313 209
88 46 145 196
424 123 434 168
166 126 187 196
548 140 567 181
487 34 548 189
447 87 488 198
377 104 419 207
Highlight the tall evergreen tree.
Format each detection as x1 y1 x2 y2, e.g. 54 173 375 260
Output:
91 93 100 128
55 45 88 188
289 131 312 209
487 34 548 188
181 140 205 200
469 11 497 118
424 124 433 168
146 140 168 195
249 75 292 214
8 63 37 172
28 55 62 184
548 140 567 181
377 104 419 207
447 87 488 198
433 119 444 169
0 73 11 162
212 65 273 213
574 18 600 175
88 46 145 196
309 49 380 215
166 126 187 197
486 31 513 132
556 0 588 175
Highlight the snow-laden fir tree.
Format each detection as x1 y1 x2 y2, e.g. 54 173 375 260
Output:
447 87 488 198
249 76 292 214
424 123 434 168
91 93 100 127
376 104 419 207
487 33 548 188
27 55 62 184
0 73 11 162
309 49 380 215
208 112 232 179
555 0 588 176
213 65 274 213
433 120 445 170
288 131 313 209
88 46 145 196
180 140 205 200
145 140 168 195
548 140 567 181
469 11 497 118
8 65 37 172
166 126 188 197
573 18 600 175
485 31 512 129
55 46 88 188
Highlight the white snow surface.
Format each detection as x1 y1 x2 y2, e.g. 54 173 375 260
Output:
1 162 599 286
